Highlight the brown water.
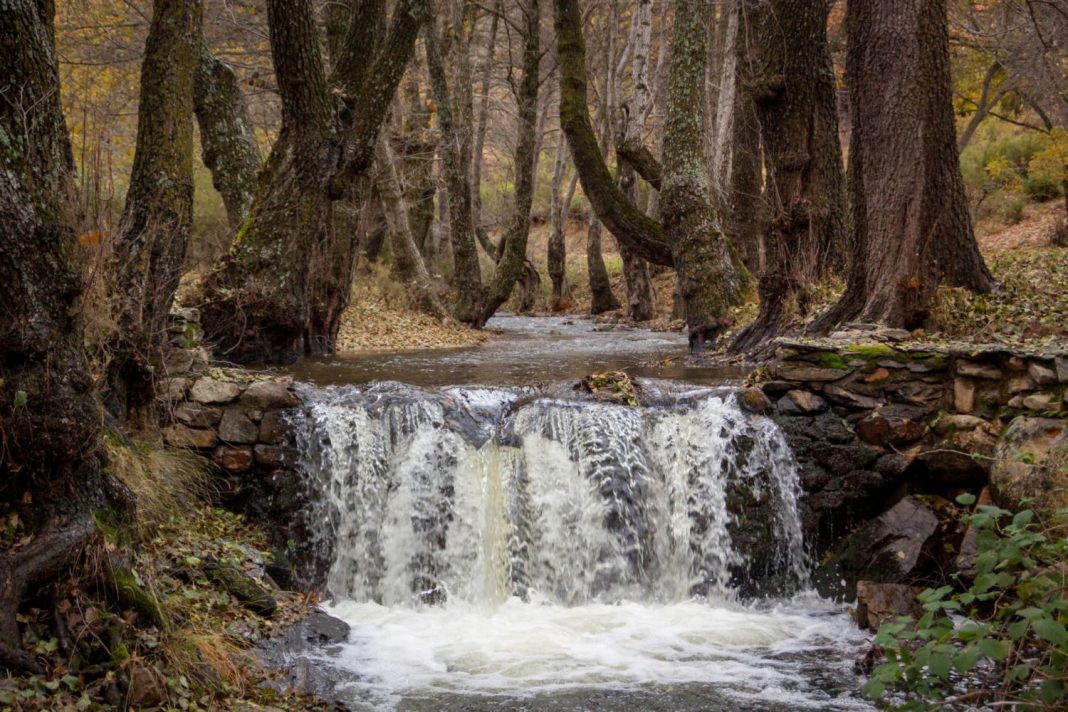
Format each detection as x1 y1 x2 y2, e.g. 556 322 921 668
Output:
290 315 748 388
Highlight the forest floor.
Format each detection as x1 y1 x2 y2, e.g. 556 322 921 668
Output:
334 201 1067 354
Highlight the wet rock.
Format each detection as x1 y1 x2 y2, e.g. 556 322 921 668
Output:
853 581 923 632
779 390 826 415
1029 361 1058 386
990 417 1068 517
738 388 771 413
259 410 290 444
204 557 277 617
956 361 1001 380
174 401 222 428
162 424 217 449
255 444 296 468
214 445 254 473
190 377 241 404
760 380 795 397
817 442 882 475
814 496 939 599
219 409 259 443
241 380 299 409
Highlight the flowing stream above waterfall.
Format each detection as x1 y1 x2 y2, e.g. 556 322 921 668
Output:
283 317 874 711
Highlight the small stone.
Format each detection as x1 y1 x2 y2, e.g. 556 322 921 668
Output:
822 385 880 410
776 364 849 382
259 411 289 444
1022 393 1053 411
163 424 217 449
158 377 192 402
956 361 1001 380
1007 375 1037 394
1028 361 1058 386
219 409 259 443
954 378 976 413
214 445 254 473
241 380 299 409
865 367 891 383
933 413 986 435
174 402 222 428
190 377 241 404
739 388 771 413
163 348 197 374
790 389 828 413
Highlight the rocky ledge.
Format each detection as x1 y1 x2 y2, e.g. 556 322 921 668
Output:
753 335 1067 629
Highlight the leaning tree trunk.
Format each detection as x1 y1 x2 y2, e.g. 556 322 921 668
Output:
729 0 846 354
479 0 541 325
815 0 993 331
113 0 202 411
198 0 427 363
0 0 120 673
425 18 483 323
660 0 748 350
194 41 261 228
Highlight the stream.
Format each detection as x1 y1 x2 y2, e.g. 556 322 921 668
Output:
285 316 874 711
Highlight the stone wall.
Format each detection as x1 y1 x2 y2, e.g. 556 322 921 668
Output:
758 335 1068 606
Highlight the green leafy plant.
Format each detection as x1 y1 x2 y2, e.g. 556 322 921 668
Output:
865 494 1068 710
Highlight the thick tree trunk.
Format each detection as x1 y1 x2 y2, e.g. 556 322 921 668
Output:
730 0 847 354
194 42 261 228
815 0 994 331
0 0 116 668
479 0 541 325
425 17 483 323
198 0 427 363
471 0 501 231
114 0 202 405
587 216 621 313
660 0 748 350
553 0 674 267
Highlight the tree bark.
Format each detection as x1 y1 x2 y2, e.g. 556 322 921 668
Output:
112 0 202 413
661 0 748 350
471 0 502 232
198 0 428 363
194 41 261 228
815 0 994 331
425 15 484 323
479 0 541 325
0 0 116 664
553 0 674 266
548 146 576 309
730 0 847 353
586 216 621 313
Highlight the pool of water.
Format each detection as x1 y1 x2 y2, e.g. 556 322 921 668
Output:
291 314 748 388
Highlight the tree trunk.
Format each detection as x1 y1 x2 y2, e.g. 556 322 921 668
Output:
587 216 621 313
730 0 847 353
375 137 448 319
198 0 427 363
548 146 577 309
471 0 502 231
479 0 541 325
815 0 994 331
660 0 748 350
425 17 483 323
112 0 202 411
553 0 674 266
0 0 117 668
194 41 261 228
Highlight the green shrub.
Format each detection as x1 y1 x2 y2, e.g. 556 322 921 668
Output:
1022 174 1062 203
865 494 1068 710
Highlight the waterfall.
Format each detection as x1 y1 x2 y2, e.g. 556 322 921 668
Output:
295 380 809 606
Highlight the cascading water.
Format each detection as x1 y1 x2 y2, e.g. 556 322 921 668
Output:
291 379 873 711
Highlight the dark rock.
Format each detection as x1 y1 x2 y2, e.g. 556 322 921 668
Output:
910 447 988 489
220 409 259 443
259 411 290 444
874 453 909 479
738 388 772 413
174 401 222 428
204 557 278 617
760 380 795 397
214 445 254 473
855 407 927 447
266 549 299 591
854 581 923 632
255 444 296 468
241 380 299 409
817 442 882 475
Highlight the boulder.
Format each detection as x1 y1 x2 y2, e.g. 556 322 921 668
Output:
174 402 222 428
219 409 259 444
241 380 298 409
190 377 241 404
162 424 217 449
990 417 1068 517
214 445 254 473
853 581 924 632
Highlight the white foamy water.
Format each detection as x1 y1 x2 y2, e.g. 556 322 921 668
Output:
294 381 874 710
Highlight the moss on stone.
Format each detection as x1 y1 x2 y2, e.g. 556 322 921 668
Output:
111 566 167 629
